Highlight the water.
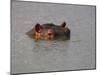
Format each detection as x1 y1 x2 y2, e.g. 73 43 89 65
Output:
11 1 96 74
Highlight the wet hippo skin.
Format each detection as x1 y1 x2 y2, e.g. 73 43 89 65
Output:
26 22 70 40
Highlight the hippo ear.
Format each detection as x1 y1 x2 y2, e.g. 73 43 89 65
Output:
35 23 42 32
61 22 66 28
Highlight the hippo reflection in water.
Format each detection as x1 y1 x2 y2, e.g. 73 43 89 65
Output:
26 22 70 40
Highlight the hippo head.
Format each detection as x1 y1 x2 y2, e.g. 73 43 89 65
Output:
26 22 70 40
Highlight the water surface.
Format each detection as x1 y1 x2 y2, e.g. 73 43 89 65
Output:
11 1 96 74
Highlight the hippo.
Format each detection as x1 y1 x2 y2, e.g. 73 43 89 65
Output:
26 22 70 40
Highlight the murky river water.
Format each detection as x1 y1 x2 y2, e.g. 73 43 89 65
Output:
11 1 96 74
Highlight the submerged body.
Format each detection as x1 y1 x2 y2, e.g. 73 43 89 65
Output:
26 22 70 40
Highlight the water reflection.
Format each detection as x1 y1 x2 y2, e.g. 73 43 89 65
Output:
32 40 70 53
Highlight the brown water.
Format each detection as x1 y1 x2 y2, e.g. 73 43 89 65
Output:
11 1 96 74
